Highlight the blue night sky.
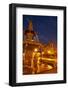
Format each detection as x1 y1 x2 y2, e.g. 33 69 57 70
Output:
23 15 57 44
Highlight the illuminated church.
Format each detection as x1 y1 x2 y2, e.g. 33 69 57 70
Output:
23 20 57 75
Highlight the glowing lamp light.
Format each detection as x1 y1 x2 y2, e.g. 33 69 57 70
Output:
48 50 51 54
34 48 38 52
47 50 54 54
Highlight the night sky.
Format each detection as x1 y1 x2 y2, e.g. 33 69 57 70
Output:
23 15 57 44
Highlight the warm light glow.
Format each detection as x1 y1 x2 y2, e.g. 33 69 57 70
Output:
32 52 35 56
42 52 44 55
48 50 51 54
41 57 56 61
37 52 40 57
47 49 54 54
34 48 38 52
48 65 53 70
38 57 40 60
31 40 34 41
